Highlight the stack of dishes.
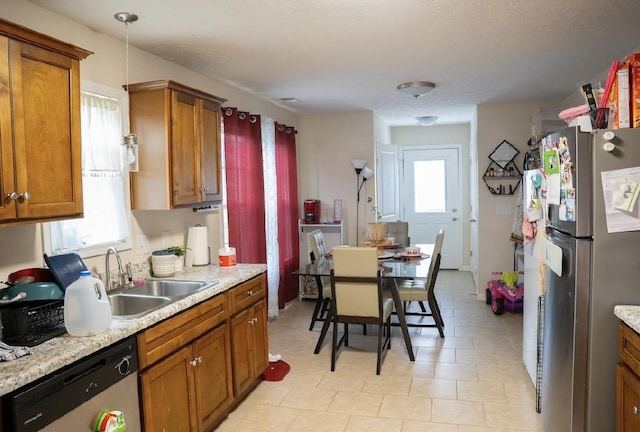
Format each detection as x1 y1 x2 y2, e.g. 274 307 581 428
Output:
151 250 175 277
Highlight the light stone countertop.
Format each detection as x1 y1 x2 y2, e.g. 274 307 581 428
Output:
0 263 267 397
614 305 640 334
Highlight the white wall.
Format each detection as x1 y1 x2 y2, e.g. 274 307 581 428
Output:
390 124 472 268
298 112 375 245
0 1 298 278
475 100 559 299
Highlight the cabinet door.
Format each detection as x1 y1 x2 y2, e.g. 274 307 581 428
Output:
171 90 201 206
10 40 83 219
140 345 199 432
0 36 16 220
230 307 252 396
618 364 640 432
200 99 222 203
193 324 233 432
251 299 269 377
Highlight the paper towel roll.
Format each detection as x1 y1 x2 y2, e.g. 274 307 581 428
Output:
185 225 209 267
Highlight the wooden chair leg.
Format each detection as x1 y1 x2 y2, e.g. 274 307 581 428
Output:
331 316 338 371
309 296 324 331
376 323 383 375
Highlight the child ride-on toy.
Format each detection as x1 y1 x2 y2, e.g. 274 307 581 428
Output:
485 271 523 315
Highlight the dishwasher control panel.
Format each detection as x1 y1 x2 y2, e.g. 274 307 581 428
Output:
1 336 138 432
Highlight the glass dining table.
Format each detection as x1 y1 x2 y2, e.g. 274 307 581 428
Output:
292 244 434 362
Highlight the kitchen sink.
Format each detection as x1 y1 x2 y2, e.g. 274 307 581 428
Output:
126 279 212 298
108 279 217 319
108 293 172 319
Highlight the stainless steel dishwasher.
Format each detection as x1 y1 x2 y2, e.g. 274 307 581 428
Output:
1 336 141 432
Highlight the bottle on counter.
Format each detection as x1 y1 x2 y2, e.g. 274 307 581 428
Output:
64 270 112 337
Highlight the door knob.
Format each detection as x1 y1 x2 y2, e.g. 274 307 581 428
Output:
19 192 30 201
6 192 17 201
452 217 458 221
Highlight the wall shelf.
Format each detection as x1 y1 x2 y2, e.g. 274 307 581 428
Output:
484 141 521 195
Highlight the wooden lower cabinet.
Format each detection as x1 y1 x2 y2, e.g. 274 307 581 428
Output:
138 273 267 431
230 299 268 396
618 322 640 431
140 324 232 432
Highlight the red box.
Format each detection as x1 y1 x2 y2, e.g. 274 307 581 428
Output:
303 200 320 223
624 53 640 128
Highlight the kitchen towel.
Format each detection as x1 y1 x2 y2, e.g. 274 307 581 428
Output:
185 225 209 267
0 341 31 361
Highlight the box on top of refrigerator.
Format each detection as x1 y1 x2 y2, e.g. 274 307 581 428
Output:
624 52 640 128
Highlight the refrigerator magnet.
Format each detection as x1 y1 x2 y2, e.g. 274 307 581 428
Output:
544 149 560 174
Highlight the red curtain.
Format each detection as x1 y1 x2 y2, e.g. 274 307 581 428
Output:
275 122 300 308
223 108 266 264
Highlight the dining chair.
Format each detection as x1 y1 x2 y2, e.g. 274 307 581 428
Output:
385 221 410 246
390 229 445 336
308 230 331 330
330 246 393 375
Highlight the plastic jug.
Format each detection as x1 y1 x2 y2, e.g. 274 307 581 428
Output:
64 270 112 336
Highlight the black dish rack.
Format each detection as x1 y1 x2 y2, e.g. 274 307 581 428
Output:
0 300 65 347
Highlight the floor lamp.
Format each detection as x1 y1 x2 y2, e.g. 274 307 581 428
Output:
351 160 374 246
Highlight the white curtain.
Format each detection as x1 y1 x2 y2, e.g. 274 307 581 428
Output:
48 91 129 252
261 117 280 320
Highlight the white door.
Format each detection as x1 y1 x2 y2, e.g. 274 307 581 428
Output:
402 147 462 269
376 143 400 222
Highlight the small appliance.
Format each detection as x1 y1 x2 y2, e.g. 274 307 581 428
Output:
304 199 320 223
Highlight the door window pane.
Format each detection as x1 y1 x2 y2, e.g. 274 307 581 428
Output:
414 160 445 213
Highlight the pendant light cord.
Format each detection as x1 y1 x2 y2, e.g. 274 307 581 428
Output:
125 21 131 136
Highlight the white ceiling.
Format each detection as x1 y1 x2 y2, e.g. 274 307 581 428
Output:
28 0 640 126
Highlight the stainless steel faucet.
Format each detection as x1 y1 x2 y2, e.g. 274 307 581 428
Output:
105 247 128 290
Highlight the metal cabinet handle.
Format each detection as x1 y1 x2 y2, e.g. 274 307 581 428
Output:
249 317 258 325
634 406 639 415
190 359 197 367
197 356 202 364
19 192 30 201
247 290 254 296
6 192 17 201
452 217 458 221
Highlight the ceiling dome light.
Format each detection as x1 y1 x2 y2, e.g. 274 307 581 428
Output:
397 81 436 98
416 116 438 126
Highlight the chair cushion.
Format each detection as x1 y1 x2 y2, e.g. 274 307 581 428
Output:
382 297 394 320
396 279 429 302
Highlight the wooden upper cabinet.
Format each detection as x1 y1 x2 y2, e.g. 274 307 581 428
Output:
127 80 226 210
0 18 91 225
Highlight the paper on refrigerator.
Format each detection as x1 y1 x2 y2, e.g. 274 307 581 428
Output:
601 166 640 233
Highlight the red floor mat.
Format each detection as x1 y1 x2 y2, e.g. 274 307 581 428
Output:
262 360 291 382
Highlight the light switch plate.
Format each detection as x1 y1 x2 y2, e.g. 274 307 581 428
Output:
137 234 150 255
496 204 512 216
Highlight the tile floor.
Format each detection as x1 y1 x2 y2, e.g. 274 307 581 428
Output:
216 271 544 432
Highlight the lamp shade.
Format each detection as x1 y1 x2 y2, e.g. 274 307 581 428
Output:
362 166 374 180
417 116 438 126
397 81 436 98
350 159 367 171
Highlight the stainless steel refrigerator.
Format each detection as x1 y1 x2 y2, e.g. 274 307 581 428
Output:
541 126 640 431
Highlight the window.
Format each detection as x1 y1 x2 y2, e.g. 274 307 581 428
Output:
43 82 132 257
414 160 446 213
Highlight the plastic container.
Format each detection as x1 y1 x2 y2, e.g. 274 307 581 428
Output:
64 270 112 337
218 247 237 267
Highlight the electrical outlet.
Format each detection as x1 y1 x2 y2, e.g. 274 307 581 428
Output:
162 231 169 249
496 204 512 216
137 234 150 255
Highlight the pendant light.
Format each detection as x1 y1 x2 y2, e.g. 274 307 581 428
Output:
114 12 139 172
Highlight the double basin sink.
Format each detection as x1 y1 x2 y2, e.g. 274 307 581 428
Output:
108 279 217 319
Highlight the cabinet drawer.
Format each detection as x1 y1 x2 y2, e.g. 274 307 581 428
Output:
228 274 266 315
138 293 227 369
619 322 640 378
